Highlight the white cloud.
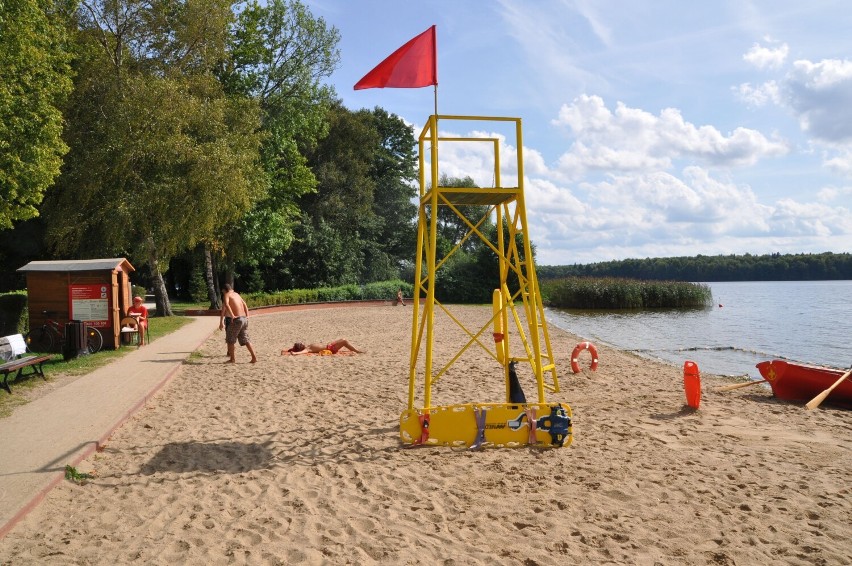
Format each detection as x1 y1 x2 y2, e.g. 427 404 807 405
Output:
573 0 612 47
791 58 852 89
524 177 586 216
421 126 548 189
743 41 789 70
734 80 780 107
521 147 549 176
784 58 852 143
428 117 852 266
822 149 852 176
551 95 788 180
312 1 852 264
768 199 852 237
529 178 852 265
493 0 610 101
737 51 852 176
522 166 780 263
816 184 852 202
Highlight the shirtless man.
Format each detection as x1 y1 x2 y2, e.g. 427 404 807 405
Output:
220 284 258 363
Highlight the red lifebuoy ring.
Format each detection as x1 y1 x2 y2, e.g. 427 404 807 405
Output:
571 341 599 373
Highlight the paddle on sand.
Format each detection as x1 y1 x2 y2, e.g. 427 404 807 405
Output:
805 366 852 411
716 379 768 392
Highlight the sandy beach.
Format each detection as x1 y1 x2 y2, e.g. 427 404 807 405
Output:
0 304 850 565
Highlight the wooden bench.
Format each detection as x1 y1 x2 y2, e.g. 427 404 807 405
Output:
0 334 52 394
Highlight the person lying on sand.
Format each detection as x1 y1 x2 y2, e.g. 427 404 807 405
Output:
281 339 365 355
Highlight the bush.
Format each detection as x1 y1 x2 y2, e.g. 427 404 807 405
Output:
0 291 29 335
241 280 415 308
189 268 208 303
435 252 494 304
316 284 361 302
362 280 412 300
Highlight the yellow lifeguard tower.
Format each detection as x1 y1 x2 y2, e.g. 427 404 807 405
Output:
399 115 573 448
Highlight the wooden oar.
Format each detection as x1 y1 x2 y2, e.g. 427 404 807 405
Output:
716 379 768 392
805 366 852 411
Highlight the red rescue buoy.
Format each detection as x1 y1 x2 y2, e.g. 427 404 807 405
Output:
571 341 599 373
683 360 701 409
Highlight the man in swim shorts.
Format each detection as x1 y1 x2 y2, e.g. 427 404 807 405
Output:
220 284 258 363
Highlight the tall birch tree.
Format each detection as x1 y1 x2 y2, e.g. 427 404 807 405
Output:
44 0 265 315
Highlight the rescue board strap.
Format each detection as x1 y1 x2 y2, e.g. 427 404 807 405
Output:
525 407 538 445
403 413 431 448
470 406 487 451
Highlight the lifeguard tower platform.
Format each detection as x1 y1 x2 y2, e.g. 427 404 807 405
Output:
400 115 573 448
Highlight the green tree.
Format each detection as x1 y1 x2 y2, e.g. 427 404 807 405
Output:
287 102 378 287
535 252 852 282
43 0 265 315
0 0 73 229
363 107 418 281
272 104 417 289
435 175 490 253
214 0 340 288
424 175 535 303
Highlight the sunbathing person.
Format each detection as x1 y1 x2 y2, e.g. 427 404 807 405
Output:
281 339 364 355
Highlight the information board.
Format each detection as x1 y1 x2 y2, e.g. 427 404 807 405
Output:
69 284 110 328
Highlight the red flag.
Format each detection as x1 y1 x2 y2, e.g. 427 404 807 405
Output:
354 26 437 90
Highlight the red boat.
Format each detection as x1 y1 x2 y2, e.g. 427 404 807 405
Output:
756 360 852 408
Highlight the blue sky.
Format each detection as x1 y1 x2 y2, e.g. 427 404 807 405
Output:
304 0 852 265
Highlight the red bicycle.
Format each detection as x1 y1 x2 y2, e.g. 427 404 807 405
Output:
26 311 104 354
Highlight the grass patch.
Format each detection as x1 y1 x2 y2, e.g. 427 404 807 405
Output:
166 300 209 315
186 350 205 365
0 386 32 417
148 315 194 342
64 464 95 485
0 315 193 418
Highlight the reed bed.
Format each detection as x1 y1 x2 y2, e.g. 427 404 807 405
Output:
540 276 712 309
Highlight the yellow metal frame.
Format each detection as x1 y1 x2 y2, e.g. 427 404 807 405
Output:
406 115 560 412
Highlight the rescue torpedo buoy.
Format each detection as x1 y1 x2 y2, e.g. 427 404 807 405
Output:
683 360 701 409
492 289 505 364
570 341 599 373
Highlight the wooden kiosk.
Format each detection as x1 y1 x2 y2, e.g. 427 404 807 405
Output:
17 258 136 350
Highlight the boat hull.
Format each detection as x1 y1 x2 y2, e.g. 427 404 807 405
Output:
756 360 852 408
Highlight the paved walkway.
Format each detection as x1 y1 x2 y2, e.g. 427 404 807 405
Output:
0 315 220 539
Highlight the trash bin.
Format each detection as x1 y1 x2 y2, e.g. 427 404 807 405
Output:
63 320 89 360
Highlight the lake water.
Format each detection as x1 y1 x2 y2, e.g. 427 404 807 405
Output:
545 280 852 379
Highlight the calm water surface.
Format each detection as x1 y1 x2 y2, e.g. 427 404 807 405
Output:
546 281 852 379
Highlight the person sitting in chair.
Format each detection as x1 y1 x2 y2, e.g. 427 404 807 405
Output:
281 339 364 355
127 296 149 345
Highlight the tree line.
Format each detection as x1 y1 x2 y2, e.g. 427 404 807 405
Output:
0 0 432 311
538 252 852 282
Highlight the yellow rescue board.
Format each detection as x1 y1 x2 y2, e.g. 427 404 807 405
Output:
399 402 573 448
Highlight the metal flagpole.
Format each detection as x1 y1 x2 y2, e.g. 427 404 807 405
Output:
433 84 438 118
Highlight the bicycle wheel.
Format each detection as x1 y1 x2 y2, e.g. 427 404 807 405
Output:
26 327 56 353
85 326 104 354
